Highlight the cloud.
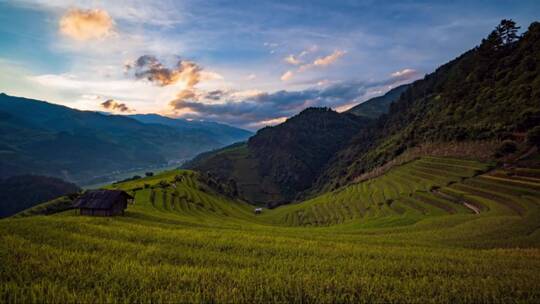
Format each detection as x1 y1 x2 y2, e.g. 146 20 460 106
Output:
283 46 319 66
246 74 257 80
281 70 294 81
128 55 203 87
169 69 419 129
312 50 346 67
281 49 347 81
390 68 418 80
284 55 302 65
101 99 132 112
126 55 218 107
59 9 114 41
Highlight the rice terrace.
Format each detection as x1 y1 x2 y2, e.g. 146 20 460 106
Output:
1 1 540 303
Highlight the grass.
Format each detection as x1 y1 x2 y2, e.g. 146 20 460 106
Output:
1 157 540 303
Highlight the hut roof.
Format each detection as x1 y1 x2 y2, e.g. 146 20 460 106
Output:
73 190 133 209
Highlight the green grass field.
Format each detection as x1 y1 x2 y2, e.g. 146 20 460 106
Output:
1 157 540 303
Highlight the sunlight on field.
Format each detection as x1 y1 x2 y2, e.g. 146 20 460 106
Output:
1 157 540 303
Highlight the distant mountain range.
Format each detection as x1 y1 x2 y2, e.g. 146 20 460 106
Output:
0 94 252 185
186 20 540 207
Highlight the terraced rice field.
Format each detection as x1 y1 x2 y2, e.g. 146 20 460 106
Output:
1 157 540 303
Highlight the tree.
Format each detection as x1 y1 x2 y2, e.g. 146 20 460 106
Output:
496 19 521 45
495 140 517 156
480 19 520 56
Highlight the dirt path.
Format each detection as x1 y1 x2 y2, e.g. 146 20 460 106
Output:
462 202 481 214
432 190 481 215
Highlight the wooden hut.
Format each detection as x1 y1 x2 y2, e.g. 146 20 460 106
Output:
73 190 133 216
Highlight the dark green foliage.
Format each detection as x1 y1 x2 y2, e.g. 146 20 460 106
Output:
188 20 540 206
12 195 79 218
496 19 521 45
145 172 154 177
317 20 540 191
496 140 518 156
527 126 540 147
189 108 371 206
0 94 251 185
0 175 80 217
347 84 409 119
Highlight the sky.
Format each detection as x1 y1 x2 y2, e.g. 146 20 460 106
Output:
0 0 539 130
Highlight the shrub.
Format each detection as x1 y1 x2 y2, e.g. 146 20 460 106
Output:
145 172 154 177
158 180 169 188
495 140 517 156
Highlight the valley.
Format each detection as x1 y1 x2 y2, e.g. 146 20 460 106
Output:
1 5 540 303
1 156 539 302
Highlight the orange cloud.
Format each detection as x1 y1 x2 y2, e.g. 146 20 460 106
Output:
313 50 346 66
284 55 302 65
59 9 114 41
280 70 294 81
101 99 132 112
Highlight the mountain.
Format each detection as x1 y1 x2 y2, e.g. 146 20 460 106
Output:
347 84 409 118
0 94 252 185
314 20 540 192
0 175 80 218
187 20 540 205
128 114 252 145
185 107 371 206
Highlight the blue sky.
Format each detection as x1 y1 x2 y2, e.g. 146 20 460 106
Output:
1 0 539 129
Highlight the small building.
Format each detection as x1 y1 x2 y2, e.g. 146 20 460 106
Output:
73 190 133 216
254 207 263 214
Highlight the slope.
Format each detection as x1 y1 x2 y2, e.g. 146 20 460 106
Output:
0 175 80 218
314 20 540 192
0 93 250 185
128 114 252 145
1 156 540 302
186 108 371 206
346 84 409 119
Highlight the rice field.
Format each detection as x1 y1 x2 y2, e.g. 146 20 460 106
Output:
1 157 540 303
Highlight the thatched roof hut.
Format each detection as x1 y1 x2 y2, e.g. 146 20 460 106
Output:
73 190 133 216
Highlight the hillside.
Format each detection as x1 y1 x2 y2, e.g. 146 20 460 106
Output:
0 175 80 218
128 114 252 145
315 20 540 192
2 155 540 302
186 108 371 206
347 84 409 118
188 21 540 204
0 94 251 185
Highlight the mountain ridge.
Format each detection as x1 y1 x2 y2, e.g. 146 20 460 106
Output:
186 20 540 206
0 93 252 185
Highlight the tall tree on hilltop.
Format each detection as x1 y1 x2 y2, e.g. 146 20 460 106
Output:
496 19 521 45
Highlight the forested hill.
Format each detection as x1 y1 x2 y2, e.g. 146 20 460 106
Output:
0 94 251 185
0 175 80 218
316 20 540 192
347 84 409 119
186 108 371 206
187 20 540 206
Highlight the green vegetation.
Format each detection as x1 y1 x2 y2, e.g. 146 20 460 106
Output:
186 108 371 206
0 93 251 185
322 20 540 190
187 20 540 206
2 156 540 303
346 84 409 119
0 175 80 218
